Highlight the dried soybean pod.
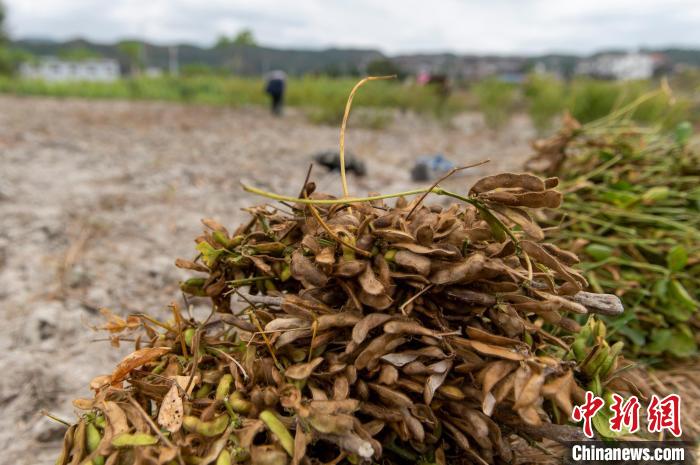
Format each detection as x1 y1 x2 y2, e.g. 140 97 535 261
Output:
67 420 87 465
351 313 393 345
544 177 559 189
55 424 77 465
470 173 546 195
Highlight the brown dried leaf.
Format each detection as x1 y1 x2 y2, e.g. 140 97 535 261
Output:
110 347 170 384
175 258 209 272
157 383 183 433
541 370 576 415
201 217 228 233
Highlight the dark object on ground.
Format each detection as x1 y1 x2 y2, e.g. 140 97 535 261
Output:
265 70 286 116
427 74 452 99
313 150 367 176
411 154 456 181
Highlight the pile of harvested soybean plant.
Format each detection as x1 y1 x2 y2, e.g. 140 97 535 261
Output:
52 79 631 465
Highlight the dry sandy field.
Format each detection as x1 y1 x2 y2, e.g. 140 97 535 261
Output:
0 96 536 464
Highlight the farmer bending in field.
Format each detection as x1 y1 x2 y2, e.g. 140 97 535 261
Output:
265 70 287 116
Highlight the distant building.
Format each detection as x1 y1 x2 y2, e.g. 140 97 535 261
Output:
575 53 657 80
392 54 527 82
19 57 120 82
144 66 164 78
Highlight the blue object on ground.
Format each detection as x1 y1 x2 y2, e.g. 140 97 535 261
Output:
411 154 456 181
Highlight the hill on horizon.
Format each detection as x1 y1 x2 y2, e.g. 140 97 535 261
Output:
11 37 700 78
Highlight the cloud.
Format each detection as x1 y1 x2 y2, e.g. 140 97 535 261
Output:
5 0 700 54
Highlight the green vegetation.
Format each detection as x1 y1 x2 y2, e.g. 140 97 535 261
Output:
366 58 404 79
58 46 103 61
0 69 697 130
529 111 700 361
0 75 467 127
117 41 144 76
470 78 520 128
524 74 693 133
0 0 10 75
215 29 257 48
0 0 29 76
523 74 567 132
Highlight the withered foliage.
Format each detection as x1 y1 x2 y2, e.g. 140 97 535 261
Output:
56 173 630 465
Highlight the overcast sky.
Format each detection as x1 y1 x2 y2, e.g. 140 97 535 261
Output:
5 0 700 55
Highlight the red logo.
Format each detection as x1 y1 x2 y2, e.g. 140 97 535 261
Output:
609 393 641 433
573 392 682 437
572 391 605 438
647 394 682 437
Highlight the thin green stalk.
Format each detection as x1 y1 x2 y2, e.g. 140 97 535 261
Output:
241 183 519 244
584 88 664 130
580 257 671 274
241 182 429 205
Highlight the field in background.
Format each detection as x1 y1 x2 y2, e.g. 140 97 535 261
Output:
0 72 698 130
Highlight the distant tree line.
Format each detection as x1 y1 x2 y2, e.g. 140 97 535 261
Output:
215 29 257 48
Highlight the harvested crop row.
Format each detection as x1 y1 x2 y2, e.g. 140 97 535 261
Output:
527 113 700 359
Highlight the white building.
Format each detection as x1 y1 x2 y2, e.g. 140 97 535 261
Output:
575 53 656 81
19 57 120 82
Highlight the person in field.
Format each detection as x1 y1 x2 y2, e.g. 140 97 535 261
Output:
264 70 287 116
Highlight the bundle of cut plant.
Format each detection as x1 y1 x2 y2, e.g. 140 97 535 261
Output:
54 169 634 465
526 109 700 360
